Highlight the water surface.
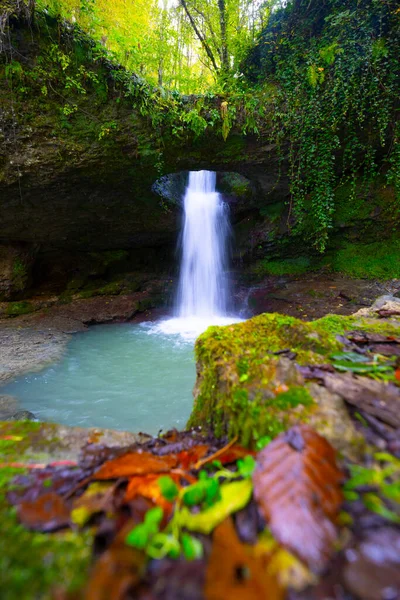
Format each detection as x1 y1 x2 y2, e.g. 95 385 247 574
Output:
2 323 195 434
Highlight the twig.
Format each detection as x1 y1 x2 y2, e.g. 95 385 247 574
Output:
194 436 239 470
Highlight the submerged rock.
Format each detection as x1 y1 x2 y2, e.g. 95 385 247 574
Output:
7 410 38 421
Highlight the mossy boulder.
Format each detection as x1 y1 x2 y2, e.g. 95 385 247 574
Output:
0 244 34 300
0 421 149 600
188 312 399 453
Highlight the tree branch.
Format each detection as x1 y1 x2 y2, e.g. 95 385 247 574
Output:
179 0 219 73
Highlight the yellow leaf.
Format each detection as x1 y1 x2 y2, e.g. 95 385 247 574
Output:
253 533 317 591
71 506 91 527
178 479 252 534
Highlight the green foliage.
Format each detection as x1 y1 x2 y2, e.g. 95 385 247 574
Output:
3 0 399 257
5 302 33 316
158 476 179 502
0 466 91 600
125 506 164 550
4 60 24 80
330 239 400 279
180 533 203 561
236 455 256 478
182 470 221 508
245 0 400 251
178 479 253 534
12 259 27 290
255 256 312 277
344 452 400 524
180 110 208 139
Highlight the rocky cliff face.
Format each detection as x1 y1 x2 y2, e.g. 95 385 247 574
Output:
0 6 291 304
0 4 398 310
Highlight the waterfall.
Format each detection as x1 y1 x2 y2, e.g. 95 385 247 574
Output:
150 169 240 339
175 170 231 318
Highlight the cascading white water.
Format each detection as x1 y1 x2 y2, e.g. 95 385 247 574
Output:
150 170 241 339
175 170 230 318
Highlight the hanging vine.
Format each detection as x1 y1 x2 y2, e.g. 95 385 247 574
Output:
245 0 400 251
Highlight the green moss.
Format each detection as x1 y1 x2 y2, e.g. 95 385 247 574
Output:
98 281 123 296
58 291 73 304
327 238 400 279
90 250 129 268
5 302 33 316
137 298 157 312
78 289 97 299
66 278 87 292
333 178 399 227
5 431 100 597
218 172 251 197
0 422 92 599
188 312 400 446
0 485 92 600
251 234 400 281
11 259 28 291
273 386 314 410
254 256 315 276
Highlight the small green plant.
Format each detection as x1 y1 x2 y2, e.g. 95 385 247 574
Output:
344 453 400 524
98 121 117 140
125 455 255 559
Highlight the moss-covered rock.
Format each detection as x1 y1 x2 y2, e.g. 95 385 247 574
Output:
0 245 34 300
5 301 34 316
188 312 399 451
0 421 149 600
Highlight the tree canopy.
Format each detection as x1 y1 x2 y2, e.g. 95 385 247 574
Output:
36 0 271 92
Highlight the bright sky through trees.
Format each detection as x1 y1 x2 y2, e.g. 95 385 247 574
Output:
37 0 272 92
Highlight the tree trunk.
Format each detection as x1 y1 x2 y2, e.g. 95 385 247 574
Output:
217 0 229 75
180 0 219 74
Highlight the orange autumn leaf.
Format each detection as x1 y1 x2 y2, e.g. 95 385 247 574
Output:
94 451 178 480
274 384 289 395
253 425 343 573
217 445 257 465
205 518 284 600
124 473 181 511
195 438 254 470
178 445 209 469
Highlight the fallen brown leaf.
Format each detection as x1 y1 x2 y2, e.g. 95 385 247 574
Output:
253 425 343 573
205 518 284 600
18 492 70 532
84 544 145 600
94 450 178 480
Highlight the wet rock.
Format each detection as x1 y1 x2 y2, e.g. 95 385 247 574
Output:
343 528 400 600
0 394 19 419
243 276 400 321
8 410 38 421
306 383 365 461
0 326 69 383
0 421 151 464
354 294 400 319
46 294 141 324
